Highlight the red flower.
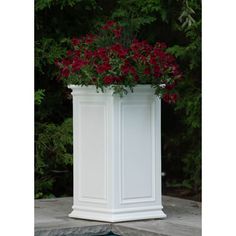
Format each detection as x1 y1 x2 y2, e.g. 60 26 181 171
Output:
62 59 71 66
84 50 93 59
66 50 73 56
54 59 60 67
103 75 114 85
106 20 116 27
129 66 136 76
61 67 69 78
113 27 122 39
101 25 109 30
144 67 151 75
101 20 116 30
165 54 175 63
171 65 181 77
114 76 123 83
121 61 137 77
154 65 161 78
163 93 178 103
95 48 109 62
132 53 140 61
96 63 111 74
119 49 128 58
155 42 167 50
166 83 175 90
132 52 147 63
149 55 157 65
140 55 147 63
159 42 167 49
131 41 140 52
131 40 152 55
111 44 128 58
121 63 130 75
72 58 87 72
152 48 159 57
84 34 95 44
71 38 80 46
110 44 119 52
170 93 178 103
75 50 81 57
134 74 139 82
163 93 170 103
96 48 106 57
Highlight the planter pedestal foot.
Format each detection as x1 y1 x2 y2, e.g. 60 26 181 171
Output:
69 208 166 223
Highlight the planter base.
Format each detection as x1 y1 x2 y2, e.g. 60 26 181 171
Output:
69 207 166 222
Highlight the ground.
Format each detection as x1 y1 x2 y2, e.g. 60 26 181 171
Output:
35 196 201 236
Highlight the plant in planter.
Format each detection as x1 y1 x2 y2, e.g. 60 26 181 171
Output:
56 20 182 103
55 21 182 222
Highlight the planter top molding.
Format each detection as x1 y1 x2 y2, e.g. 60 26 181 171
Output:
68 84 159 97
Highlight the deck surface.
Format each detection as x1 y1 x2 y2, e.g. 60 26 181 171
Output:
35 196 201 236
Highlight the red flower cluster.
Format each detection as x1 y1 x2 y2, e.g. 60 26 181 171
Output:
101 20 123 39
163 93 178 103
96 63 111 74
121 60 138 81
103 75 122 85
72 58 88 72
55 20 182 103
71 38 80 46
111 43 128 58
101 20 116 30
113 27 122 39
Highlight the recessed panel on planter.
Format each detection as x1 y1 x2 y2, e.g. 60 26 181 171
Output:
121 102 154 203
79 102 107 203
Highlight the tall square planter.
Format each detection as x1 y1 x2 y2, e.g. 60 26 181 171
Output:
68 85 166 222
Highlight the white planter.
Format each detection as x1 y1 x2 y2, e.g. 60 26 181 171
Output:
68 85 166 222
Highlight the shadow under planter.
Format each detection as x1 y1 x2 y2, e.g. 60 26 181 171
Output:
68 85 166 222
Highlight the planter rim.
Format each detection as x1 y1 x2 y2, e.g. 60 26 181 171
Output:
68 84 159 96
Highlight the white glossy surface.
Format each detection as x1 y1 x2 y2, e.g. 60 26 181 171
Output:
69 85 166 222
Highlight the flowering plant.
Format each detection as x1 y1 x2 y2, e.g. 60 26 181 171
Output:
55 21 182 103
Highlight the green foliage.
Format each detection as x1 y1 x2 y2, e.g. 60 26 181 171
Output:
182 149 201 191
167 20 201 71
35 38 68 74
35 0 201 197
35 89 45 105
112 0 164 36
35 0 96 11
35 118 73 198
35 0 104 199
178 0 196 28
175 81 201 129
35 0 55 11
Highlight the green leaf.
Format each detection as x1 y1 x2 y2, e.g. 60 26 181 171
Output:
35 89 45 105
